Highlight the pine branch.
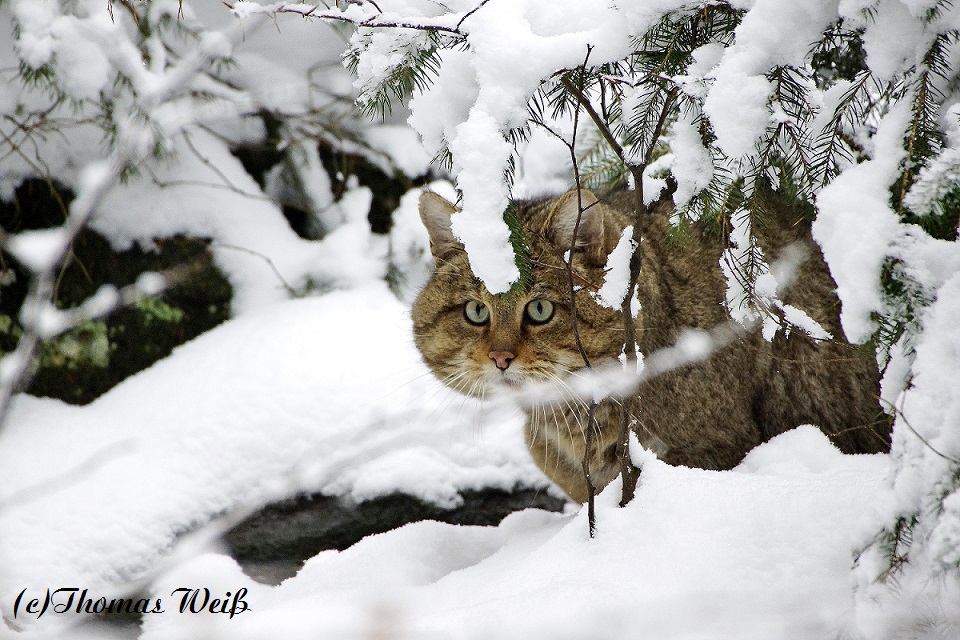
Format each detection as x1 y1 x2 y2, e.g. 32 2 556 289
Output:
812 70 875 188
345 30 445 118
577 131 630 189
560 76 645 190
893 31 956 212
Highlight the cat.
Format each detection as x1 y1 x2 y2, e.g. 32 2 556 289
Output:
411 186 892 502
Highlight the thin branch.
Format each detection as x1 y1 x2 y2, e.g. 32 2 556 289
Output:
617 409 639 506
560 76 639 185
563 46 600 535
555 52 678 510
212 242 298 296
227 3 465 35
181 130 261 197
567 129 593 365
0 12 272 434
882 397 960 465
582 403 598 537
642 85 679 169
456 0 491 30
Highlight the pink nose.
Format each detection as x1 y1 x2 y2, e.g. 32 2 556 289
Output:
488 351 515 370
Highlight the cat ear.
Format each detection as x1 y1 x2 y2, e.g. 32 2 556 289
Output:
419 191 463 259
549 189 610 262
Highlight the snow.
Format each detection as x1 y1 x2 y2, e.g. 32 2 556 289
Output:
48 19 112 101
406 0 639 293
89 128 385 313
595 225 635 309
781 305 832 341
199 32 233 59
3 0 960 637
130 428 891 640
447 111 520 292
511 127 573 198
352 29 436 110
720 211 763 329
858 0 930 82
888 271 960 536
363 125 433 178
813 101 911 344
0 285 547 630
851 270 960 637
668 112 714 210
702 0 839 160
904 146 960 218
703 72 771 161
11 0 58 69
387 180 458 303
407 48 479 161
6 228 70 274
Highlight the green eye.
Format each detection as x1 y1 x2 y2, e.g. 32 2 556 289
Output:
464 300 490 325
525 299 554 324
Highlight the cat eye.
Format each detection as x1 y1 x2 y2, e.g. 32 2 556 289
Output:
464 300 490 325
525 299 554 324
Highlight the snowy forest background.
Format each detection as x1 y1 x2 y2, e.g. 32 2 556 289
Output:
1 0 960 638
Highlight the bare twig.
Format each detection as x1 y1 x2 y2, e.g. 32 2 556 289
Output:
560 76 643 191
456 0 491 30
0 12 271 433
882 397 960 465
617 409 639 506
181 130 261 197
582 403 598 537
537 47 670 515
560 66 682 509
564 47 600 536
566 49 594 372
226 3 465 35
212 242 298 296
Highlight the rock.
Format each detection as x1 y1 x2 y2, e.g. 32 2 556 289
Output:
225 488 567 584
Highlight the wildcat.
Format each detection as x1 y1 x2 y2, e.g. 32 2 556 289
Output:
411 186 892 502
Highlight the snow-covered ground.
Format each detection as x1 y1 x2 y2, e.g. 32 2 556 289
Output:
144 429 894 640
0 279 900 639
0 282 547 623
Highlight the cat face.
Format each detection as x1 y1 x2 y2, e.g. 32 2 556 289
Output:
411 190 626 398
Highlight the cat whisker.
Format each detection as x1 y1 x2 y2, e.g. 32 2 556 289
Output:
536 406 550 476
441 370 470 394
545 405 565 475
541 387 581 456
383 369 455 401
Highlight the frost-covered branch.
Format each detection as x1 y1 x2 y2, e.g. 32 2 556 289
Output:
227 1 468 34
0 7 271 431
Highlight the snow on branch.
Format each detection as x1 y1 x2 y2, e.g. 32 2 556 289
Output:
0 7 273 432
227 1 468 34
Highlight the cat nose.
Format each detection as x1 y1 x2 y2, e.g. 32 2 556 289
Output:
488 350 515 370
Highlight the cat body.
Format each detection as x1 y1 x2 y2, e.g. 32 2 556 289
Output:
412 188 891 502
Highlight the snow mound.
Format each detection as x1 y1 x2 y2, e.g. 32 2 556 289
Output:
0 285 547 630
142 440 890 640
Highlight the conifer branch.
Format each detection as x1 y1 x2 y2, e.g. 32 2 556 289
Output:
560 76 643 188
